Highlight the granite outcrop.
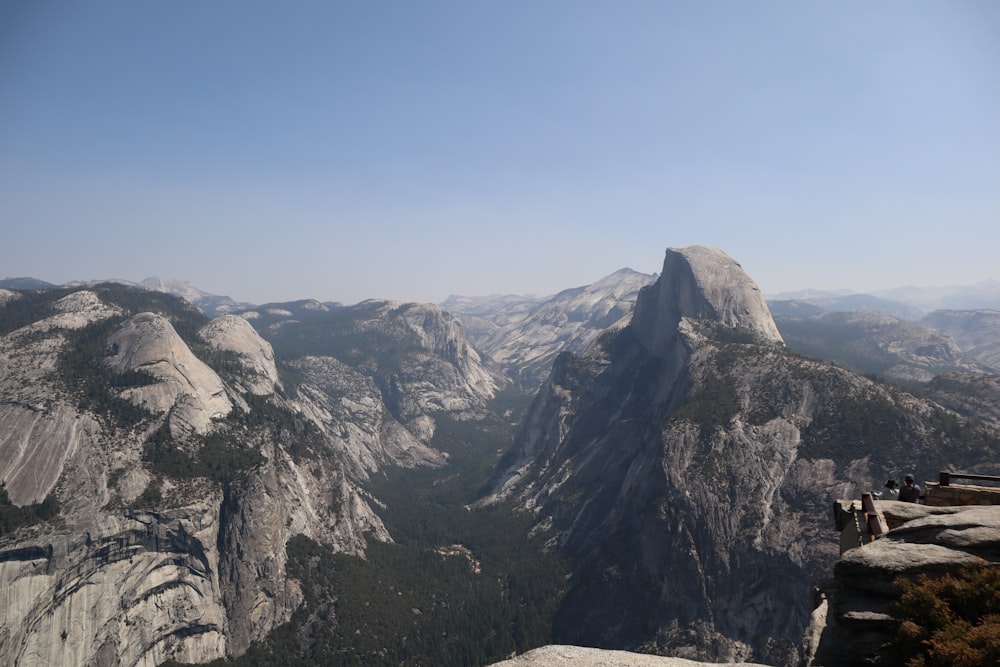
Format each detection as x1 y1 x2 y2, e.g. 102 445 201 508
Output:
803 503 1000 666
482 246 1000 665
0 284 498 666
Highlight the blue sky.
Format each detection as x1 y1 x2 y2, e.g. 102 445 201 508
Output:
2 1 998 305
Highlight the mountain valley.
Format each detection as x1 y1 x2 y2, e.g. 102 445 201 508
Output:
1 249 999 666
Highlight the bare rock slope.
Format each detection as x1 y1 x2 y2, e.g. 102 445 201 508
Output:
446 268 656 388
488 645 768 667
0 285 497 666
482 246 1000 665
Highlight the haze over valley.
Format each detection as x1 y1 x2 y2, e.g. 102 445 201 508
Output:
2 244 999 666
3 2 999 665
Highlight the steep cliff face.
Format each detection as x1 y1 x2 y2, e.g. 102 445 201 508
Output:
631 246 782 357
0 292 238 666
446 268 656 388
482 246 1000 665
0 500 228 667
243 298 501 442
287 355 445 475
0 284 491 666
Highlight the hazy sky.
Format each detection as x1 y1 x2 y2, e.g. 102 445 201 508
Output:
2 1 998 305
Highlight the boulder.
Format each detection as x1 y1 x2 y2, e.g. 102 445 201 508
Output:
486 645 768 667
804 504 1000 666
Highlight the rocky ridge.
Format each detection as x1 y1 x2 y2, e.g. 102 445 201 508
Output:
921 309 1000 373
481 246 1000 665
446 267 656 388
3 261 999 666
924 371 1000 427
770 308 981 385
0 284 497 666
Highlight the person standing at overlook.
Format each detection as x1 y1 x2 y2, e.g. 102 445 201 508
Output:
898 474 922 502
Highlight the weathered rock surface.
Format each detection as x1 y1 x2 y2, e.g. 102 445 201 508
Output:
482 246 1000 665
138 277 255 317
288 355 445 475
0 285 458 666
487 645 769 667
0 291 123 506
922 309 1000 372
772 308 979 384
31 290 124 333
199 314 281 395
804 504 1000 667
0 283 506 666
241 298 501 442
447 268 656 388
0 289 19 306
632 246 782 357
0 501 227 667
107 312 233 437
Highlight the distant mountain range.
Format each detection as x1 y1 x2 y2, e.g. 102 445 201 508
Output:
5 275 1000 320
444 268 657 388
0 276 255 317
769 279 1000 316
2 257 1000 665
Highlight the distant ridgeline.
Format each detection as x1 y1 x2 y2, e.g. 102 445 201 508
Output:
1 249 999 667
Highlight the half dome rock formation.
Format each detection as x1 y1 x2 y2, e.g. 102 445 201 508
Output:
481 245 1000 664
631 246 783 361
107 312 232 437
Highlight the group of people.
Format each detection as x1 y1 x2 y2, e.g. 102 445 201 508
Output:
875 474 922 503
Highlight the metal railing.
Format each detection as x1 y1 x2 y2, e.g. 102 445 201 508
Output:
938 472 1000 486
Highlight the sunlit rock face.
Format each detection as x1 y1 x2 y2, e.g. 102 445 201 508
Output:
30 290 124 333
0 290 122 506
0 293 237 666
486 644 770 667
199 314 281 395
482 245 1000 665
445 268 657 388
242 297 502 444
0 500 228 667
803 504 1000 667
287 355 445 475
372 300 498 421
107 312 232 437
922 308 1000 372
631 246 783 360
0 284 502 666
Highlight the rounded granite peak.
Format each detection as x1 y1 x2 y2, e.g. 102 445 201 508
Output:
631 245 783 358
